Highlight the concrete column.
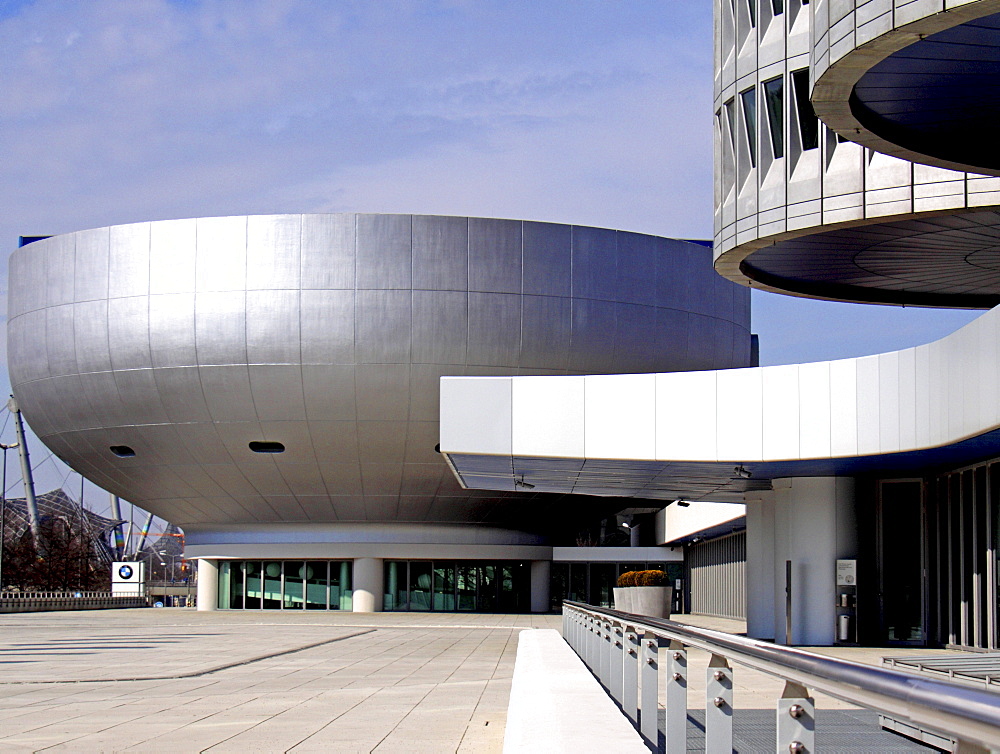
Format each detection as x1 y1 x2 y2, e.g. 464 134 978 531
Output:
352 557 384 612
196 558 218 612
772 477 857 645
530 560 551 613
745 492 775 640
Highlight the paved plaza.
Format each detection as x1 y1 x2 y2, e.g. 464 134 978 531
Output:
0 609 954 752
0 610 557 752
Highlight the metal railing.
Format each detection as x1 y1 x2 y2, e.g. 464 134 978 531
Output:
0 591 147 612
563 601 1000 753
0 591 118 599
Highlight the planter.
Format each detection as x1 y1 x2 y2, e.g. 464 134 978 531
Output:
628 586 673 619
613 587 633 613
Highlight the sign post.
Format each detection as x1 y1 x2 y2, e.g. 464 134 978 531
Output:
835 559 858 643
111 561 146 597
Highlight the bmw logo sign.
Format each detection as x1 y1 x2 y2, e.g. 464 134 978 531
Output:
118 565 134 580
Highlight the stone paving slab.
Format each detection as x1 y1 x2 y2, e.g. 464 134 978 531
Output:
0 609 553 752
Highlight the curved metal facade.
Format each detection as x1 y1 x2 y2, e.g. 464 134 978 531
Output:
7 214 751 536
713 0 1000 307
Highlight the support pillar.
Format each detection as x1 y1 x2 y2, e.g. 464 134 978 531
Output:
352 557 383 612
772 477 857 645
530 560 551 613
196 559 218 611
745 492 776 640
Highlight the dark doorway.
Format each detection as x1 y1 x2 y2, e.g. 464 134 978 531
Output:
878 480 926 645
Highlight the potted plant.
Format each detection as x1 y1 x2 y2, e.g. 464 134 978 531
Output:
614 571 638 612
614 570 673 618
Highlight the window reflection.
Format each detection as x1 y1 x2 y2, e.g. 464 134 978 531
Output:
433 564 455 610
383 561 531 613
263 561 282 609
740 86 757 168
217 560 351 610
284 561 305 609
763 75 784 159
409 562 433 611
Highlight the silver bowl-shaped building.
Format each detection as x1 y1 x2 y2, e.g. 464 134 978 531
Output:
8 213 751 611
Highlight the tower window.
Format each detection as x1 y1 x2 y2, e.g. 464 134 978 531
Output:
740 87 757 168
792 68 818 150
763 76 784 159
725 98 737 152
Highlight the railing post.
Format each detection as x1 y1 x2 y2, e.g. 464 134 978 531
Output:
706 654 733 754
665 639 687 754
611 621 625 702
640 633 661 749
777 681 814 754
590 615 604 668
600 618 612 689
622 625 640 726
583 613 597 673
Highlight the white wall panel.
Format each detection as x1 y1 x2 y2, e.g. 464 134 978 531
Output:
896 348 917 451
584 374 656 460
878 351 900 452
511 376 585 458
958 319 982 439
979 309 1000 430
718 368 762 461
914 344 932 449
855 356 881 455
762 365 800 460
928 334 949 447
798 361 832 459
829 358 858 457
944 328 966 442
656 371 717 461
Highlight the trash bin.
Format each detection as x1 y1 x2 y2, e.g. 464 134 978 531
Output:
838 614 851 642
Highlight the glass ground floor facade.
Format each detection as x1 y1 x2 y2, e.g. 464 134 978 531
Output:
549 560 683 611
383 560 530 612
214 557 685 613
854 455 1000 650
218 560 353 610
826 459 1000 649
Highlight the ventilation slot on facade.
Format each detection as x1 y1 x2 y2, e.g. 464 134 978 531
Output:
110 445 136 458
249 441 285 454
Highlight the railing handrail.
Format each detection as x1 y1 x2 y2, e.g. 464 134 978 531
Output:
564 601 1000 750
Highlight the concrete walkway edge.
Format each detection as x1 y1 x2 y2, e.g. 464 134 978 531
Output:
503 628 647 753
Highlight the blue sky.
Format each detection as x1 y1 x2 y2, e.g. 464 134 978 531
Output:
0 1 979 513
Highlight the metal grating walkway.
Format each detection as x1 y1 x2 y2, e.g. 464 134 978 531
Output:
883 653 1000 689
670 709 936 753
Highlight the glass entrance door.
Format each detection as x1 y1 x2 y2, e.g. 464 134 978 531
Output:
878 480 926 645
